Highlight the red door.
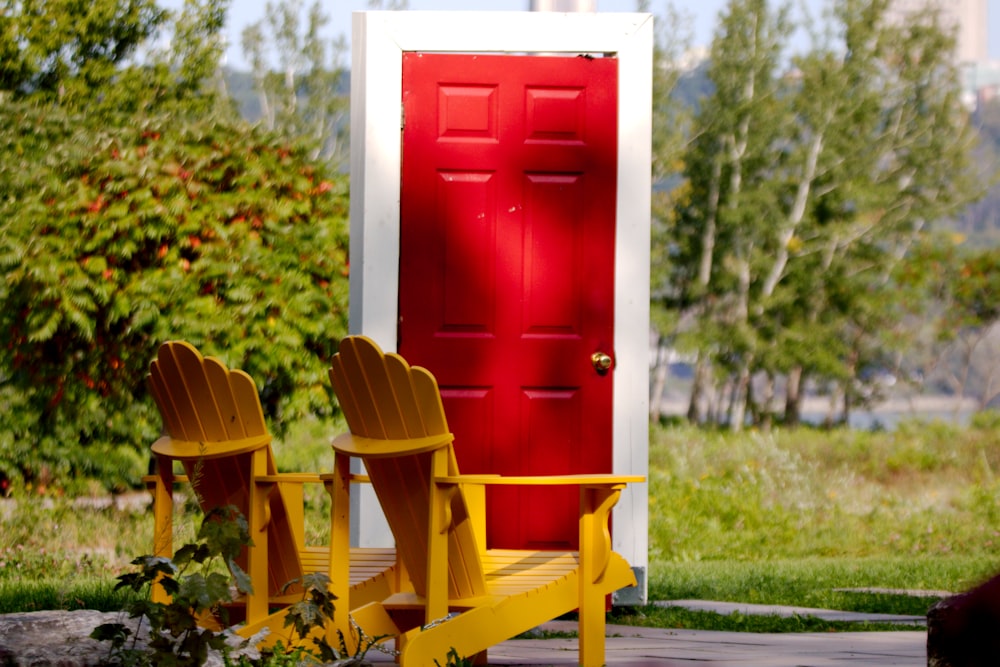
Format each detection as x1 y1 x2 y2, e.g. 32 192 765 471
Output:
399 53 618 550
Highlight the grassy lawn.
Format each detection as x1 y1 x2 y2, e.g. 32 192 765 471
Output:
637 414 1000 629
3 414 1000 632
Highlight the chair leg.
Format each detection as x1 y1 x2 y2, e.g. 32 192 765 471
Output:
326 453 355 651
150 455 174 605
578 589 606 667
578 485 622 667
246 451 270 625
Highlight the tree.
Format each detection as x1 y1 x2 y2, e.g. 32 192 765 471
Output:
0 1 351 493
932 248 1000 409
663 0 792 429
0 0 167 104
0 103 350 492
0 0 228 115
646 0 697 421
241 0 349 166
781 0 981 423
660 0 981 429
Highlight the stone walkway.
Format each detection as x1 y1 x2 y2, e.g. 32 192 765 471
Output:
0 605 929 667
483 620 926 666
361 603 929 666
656 599 927 625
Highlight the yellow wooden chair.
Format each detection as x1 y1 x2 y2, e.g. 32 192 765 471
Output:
145 340 398 642
325 335 643 667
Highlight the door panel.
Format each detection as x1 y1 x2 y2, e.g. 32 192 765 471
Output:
400 52 617 549
438 172 497 332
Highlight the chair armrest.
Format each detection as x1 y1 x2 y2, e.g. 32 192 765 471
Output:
320 472 371 484
435 473 643 581
256 473 325 484
435 473 644 486
142 474 191 485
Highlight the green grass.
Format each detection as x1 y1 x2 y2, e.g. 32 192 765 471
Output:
0 579 140 614
648 419 1000 562
3 414 1000 632
638 415 1000 630
0 417 341 613
649 556 995 611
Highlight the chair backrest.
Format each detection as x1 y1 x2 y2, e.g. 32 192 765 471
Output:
149 341 269 449
148 340 300 597
329 336 487 600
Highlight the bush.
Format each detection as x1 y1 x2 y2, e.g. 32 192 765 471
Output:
92 505 381 667
0 101 350 493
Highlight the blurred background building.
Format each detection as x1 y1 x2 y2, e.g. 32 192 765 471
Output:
886 0 997 108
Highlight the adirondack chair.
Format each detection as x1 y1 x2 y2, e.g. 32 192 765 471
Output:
326 335 643 667
145 340 398 641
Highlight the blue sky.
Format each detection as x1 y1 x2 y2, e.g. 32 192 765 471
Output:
162 0 1000 70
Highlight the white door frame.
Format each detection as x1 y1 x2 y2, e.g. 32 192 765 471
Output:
349 10 651 604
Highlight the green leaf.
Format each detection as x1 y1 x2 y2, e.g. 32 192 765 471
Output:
205 572 233 603
26 309 61 343
90 622 131 644
228 559 254 596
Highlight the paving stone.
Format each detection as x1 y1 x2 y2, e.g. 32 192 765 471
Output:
484 621 926 666
834 587 952 598
655 599 927 625
0 611 926 666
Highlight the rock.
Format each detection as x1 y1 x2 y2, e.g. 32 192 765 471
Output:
0 610 137 666
0 610 263 667
927 573 1000 667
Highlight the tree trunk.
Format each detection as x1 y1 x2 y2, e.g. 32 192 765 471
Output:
687 354 707 424
759 372 775 432
785 365 803 426
840 386 852 427
825 387 839 428
650 340 670 422
730 365 750 432
714 377 731 426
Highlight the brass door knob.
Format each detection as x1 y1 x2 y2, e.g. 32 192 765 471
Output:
591 352 613 372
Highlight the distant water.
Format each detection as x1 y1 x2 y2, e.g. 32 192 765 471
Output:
799 397 975 431
656 397 976 431
802 410 971 431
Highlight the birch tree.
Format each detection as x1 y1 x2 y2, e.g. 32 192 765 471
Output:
666 0 791 429
241 0 349 165
663 0 980 428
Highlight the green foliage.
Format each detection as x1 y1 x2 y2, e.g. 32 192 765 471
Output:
610 604 920 633
0 100 350 492
950 248 1000 326
7 423 1000 634
894 241 1000 405
0 577 140 614
649 422 1000 562
0 1 349 494
434 648 476 667
645 554 1000 620
654 0 983 427
0 500 148 613
0 1 230 116
970 408 1000 430
92 505 253 667
92 514 384 667
277 572 388 664
0 0 167 104
241 0 349 166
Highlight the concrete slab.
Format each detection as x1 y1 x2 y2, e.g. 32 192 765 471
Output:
655 599 927 624
833 586 951 598
362 620 927 666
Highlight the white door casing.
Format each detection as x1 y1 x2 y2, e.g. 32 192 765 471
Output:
349 10 651 604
